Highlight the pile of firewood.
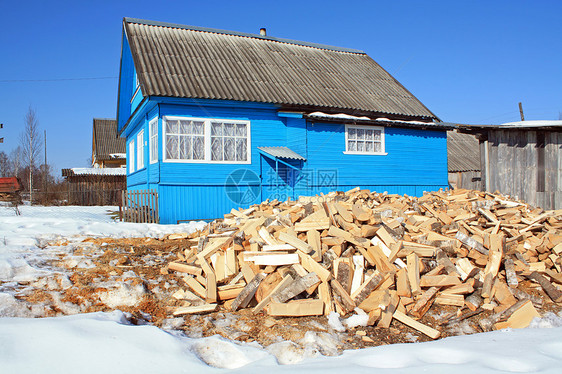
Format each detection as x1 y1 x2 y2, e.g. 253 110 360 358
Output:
163 188 562 339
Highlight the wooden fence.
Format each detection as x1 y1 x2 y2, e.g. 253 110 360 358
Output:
121 189 159 223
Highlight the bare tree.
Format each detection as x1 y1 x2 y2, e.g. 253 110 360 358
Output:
10 146 23 177
20 107 42 204
0 151 9 177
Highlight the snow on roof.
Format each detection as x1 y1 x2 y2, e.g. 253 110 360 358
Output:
308 112 371 121
306 112 451 129
109 153 126 159
497 120 562 128
70 168 126 176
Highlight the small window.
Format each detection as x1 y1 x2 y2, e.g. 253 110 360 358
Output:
137 130 144 169
128 140 135 173
149 118 158 163
345 125 385 155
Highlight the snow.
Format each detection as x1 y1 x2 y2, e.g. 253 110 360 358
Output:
1 311 562 373
344 308 369 329
327 311 346 332
308 111 371 121
497 120 562 128
0 205 206 286
70 167 126 175
1 204 562 373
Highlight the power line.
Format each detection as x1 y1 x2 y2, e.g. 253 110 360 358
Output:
0 76 118 83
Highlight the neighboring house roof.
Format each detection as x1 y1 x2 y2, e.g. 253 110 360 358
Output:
447 131 481 172
62 168 127 177
123 18 438 121
458 120 562 131
93 119 126 162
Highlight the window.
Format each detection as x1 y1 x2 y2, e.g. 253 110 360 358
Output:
137 130 144 169
345 125 385 155
210 122 248 161
163 116 250 163
149 118 158 163
128 140 135 173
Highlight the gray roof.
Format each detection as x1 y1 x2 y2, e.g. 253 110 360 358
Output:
459 120 562 130
258 146 306 161
93 119 126 161
123 18 437 121
447 131 481 172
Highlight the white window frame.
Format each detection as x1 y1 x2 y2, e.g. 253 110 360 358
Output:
162 116 251 164
131 73 141 103
128 139 135 173
149 118 158 164
344 124 387 155
137 129 144 170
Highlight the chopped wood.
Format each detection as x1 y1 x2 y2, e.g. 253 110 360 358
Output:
410 286 439 318
253 274 294 313
278 232 313 254
393 310 441 339
273 273 321 303
378 291 399 328
160 187 562 340
168 262 203 276
231 272 266 311
504 257 519 288
494 300 540 330
435 293 464 307
267 299 324 316
184 276 207 299
455 231 489 255
331 278 356 314
420 275 461 288
173 303 218 316
525 271 562 303
407 253 421 295
396 268 411 297
352 272 388 305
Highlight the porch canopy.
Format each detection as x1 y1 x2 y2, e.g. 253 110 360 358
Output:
257 146 306 170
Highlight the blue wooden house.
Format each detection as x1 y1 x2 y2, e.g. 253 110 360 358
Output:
117 18 450 224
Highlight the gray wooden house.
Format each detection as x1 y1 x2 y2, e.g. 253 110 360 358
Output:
459 120 562 210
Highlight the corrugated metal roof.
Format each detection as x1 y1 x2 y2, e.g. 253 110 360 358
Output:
123 18 437 121
93 119 126 161
257 146 306 161
460 120 562 130
447 131 481 172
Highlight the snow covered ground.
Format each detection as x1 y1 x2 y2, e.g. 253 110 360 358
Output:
1 204 562 373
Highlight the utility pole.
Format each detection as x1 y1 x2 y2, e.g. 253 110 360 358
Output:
518 102 525 121
0 123 3 143
44 130 47 195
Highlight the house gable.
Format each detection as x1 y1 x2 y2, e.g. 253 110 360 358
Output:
117 30 143 133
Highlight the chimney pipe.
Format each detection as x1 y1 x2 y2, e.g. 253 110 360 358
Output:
260 28 266 36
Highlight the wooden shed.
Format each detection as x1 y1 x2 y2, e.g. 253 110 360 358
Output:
447 131 482 190
61 168 126 206
459 120 562 210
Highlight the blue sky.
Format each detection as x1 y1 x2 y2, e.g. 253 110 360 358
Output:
1 0 561 174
